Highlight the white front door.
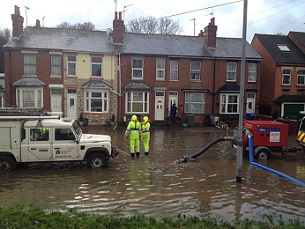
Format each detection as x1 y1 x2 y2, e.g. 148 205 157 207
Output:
155 91 164 121
246 92 256 114
66 89 77 119
168 91 178 116
50 89 62 113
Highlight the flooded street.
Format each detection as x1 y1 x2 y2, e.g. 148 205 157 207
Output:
1 125 305 222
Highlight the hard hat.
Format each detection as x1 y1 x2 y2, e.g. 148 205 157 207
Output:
131 115 138 121
143 116 148 122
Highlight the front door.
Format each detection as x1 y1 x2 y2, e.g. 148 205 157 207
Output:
67 89 77 119
246 92 256 114
51 88 62 113
168 91 178 116
155 91 164 121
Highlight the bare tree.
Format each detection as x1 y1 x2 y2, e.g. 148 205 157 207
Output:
127 16 182 35
0 28 11 73
56 22 95 31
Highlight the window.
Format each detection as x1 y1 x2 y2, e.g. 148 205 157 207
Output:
67 56 76 76
85 90 108 112
91 56 102 77
16 88 43 108
190 61 201 80
156 59 165 80
51 55 61 76
297 70 305 86
30 128 49 141
132 58 144 79
55 128 75 141
184 93 205 113
23 54 36 75
220 94 239 114
126 92 149 113
277 44 290 52
282 69 291 85
248 63 257 82
170 60 178 80
226 62 237 82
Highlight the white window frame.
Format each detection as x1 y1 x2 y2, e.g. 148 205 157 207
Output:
190 61 201 81
23 53 36 76
132 58 144 80
16 87 43 108
67 55 76 76
297 70 305 86
282 69 291 86
156 59 165 80
226 62 237 82
84 90 109 112
184 92 205 114
51 55 61 76
248 62 257 82
126 91 149 113
91 56 102 77
220 94 239 114
170 60 178 80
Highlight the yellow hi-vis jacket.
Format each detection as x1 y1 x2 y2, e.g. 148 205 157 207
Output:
125 120 141 139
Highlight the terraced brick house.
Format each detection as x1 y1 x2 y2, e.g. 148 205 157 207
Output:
251 32 305 119
113 15 262 126
4 5 118 125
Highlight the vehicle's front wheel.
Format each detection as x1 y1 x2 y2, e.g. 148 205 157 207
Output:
0 155 16 171
87 154 108 169
256 149 269 160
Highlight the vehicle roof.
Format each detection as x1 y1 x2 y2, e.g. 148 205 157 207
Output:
24 118 75 128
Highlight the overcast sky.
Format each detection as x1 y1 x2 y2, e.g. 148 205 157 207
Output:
1 0 305 42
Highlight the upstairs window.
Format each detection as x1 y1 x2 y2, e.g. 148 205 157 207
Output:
226 62 237 82
282 69 291 85
67 56 76 76
170 60 178 80
51 55 61 76
132 58 144 79
23 53 36 75
91 56 102 77
156 59 165 80
248 63 257 82
297 70 305 86
190 61 201 80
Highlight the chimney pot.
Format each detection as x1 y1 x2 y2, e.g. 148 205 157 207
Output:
14 5 20 15
36 19 41 27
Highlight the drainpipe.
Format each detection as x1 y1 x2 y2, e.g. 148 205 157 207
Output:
118 53 122 124
212 58 216 114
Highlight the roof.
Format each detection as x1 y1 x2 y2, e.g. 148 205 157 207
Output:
121 33 261 60
81 80 111 89
5 27 261 60
13 77 45 87
124 82 151 91
254 34 305 64
217 83 240 92
274 94 305 103
5 27 114 54
289 31 305 48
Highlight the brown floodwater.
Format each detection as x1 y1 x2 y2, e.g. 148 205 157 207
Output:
1 125 305 223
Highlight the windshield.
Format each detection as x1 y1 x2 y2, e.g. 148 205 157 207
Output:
72 120 82 138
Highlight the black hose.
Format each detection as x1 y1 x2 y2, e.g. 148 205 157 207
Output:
174 136 233 164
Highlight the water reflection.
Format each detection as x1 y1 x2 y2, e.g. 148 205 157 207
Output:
0 126 304 222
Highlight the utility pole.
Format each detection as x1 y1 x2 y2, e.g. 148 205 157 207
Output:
25 6 30 27
236 0 248 183
190 18 195 36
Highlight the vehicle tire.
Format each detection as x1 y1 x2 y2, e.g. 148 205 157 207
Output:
256 149 269 160
87 154 108 169
0 155 17 171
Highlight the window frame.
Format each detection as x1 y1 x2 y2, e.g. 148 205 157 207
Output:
67 55 76 76
16 87 43 108
23 53 36 76
226 62 237 82
156 59 165 81
51 54 62 76
184 92 205 114
170 60 178 80
91 56 102 77
297 70 305 86
84 90 109 113
132 58 144 80
282 69 291 86
248 62 257 82
190 61 201 81
126 91 149 113
220 93 239 114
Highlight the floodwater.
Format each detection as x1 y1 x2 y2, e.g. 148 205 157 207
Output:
1 125 305 223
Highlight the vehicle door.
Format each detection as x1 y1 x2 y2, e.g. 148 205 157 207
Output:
21 127 52 161
53 127 79 161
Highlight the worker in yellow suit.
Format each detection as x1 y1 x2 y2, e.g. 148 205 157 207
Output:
125 115 141 157
141 116 150 155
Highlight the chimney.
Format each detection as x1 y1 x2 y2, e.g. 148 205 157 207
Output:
36 19 41 27
113 11 125 44
203 17 217 48
11 5 24 37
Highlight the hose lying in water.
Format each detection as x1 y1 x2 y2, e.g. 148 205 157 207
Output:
173 136 233 164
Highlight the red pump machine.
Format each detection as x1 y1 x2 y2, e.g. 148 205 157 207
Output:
242 120 298 159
